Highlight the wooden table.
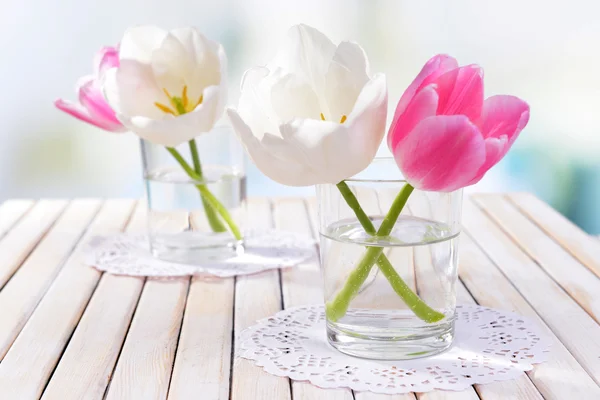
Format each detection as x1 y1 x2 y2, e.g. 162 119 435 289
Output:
0 194 598 399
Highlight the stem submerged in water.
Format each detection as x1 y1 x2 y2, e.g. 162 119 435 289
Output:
325 182 444 323
188 140 227 233
167 147 242 241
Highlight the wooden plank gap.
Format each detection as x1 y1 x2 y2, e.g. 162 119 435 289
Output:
506 192 600 279
460 198 600 397
0 199 69 290
0 199 138 400
101 275 147 400
472 194 600 324
0 199 103 360
0 199 35 240
165 278 192 398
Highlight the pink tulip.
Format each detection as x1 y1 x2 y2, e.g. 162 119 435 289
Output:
388 54 530 191
55 46 126 132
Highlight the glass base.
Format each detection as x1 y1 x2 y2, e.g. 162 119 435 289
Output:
326 316 455 360
149 232 244 264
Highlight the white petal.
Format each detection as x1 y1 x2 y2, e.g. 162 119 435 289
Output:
275 73 388 184
333 41 370 79
228 109 319 186
270 24 335 106
119 25 168 64
270 73 321 123
237 67 280 139
325 41 370 120
102 61 164 119
170 27 224 100
279 118 363 184
150 33 190 96
126 85 223 147
344 72 388 167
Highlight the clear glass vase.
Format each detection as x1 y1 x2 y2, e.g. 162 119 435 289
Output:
317 158 462 360
141 124 246 264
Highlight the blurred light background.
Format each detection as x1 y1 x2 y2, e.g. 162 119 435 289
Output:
2 0 599 233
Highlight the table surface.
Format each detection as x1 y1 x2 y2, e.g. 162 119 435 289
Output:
0 193 599 400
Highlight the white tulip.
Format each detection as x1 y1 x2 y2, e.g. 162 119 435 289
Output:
227 24 387 186
103 25 227 147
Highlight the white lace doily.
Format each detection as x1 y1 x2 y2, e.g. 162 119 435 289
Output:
85 229 315 278
239 304 550 394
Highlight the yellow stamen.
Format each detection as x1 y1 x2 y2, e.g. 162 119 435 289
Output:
155 86 205 115
340 115 347 124
182 85 189 109
154 102 176 115
320 113 326 121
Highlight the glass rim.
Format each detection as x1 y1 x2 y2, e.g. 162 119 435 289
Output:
344 157 408 183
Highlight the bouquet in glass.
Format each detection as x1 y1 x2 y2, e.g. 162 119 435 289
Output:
228 24 529 359
55 26 245 264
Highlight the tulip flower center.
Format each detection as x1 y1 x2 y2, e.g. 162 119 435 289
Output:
154 86 203 116
320 113 347 124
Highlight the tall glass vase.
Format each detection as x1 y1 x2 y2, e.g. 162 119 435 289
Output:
317 158 462 359
141 124 246 264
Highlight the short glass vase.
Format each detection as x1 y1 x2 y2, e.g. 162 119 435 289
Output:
317 158 462 360
141 124 246 264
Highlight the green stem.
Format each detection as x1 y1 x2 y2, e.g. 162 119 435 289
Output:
167 147 242 241
188 140 227 233
336 182 376 235
325 182 445 323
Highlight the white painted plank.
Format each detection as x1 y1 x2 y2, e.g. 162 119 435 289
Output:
166 199 236 400
0 199 68 288
167 277 234 400
508 192 600 279
356 393 417 400
473 194 600 324
461 197 600 397
230 198 292 400
0 199 101 359
274 198 353 400
0 199 34 239
105 277 188 400
41 202 146 400
104 205 189 400
0 199 136 400
459 230 590 399
407 201 484 400
417 391 480 400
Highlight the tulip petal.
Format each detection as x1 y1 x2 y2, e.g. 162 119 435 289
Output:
394 54 458 117
237 67 281 139
277 73 388 184
325 41 370 122
150 33 190 96
228 109 319 186
270 24 336 99
394 115 486 191
170 27 224 101
434 65 484 122
479 95 530 143
125 85 223 147
333 41 369 80
345 72 388 159
271 73 321 122
464 136 508 186
387 85 438 151
103 60 164 119
463 95 530 185
77 77 124 129
54 99 125 132
119 25 169 64
94 46 120 77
